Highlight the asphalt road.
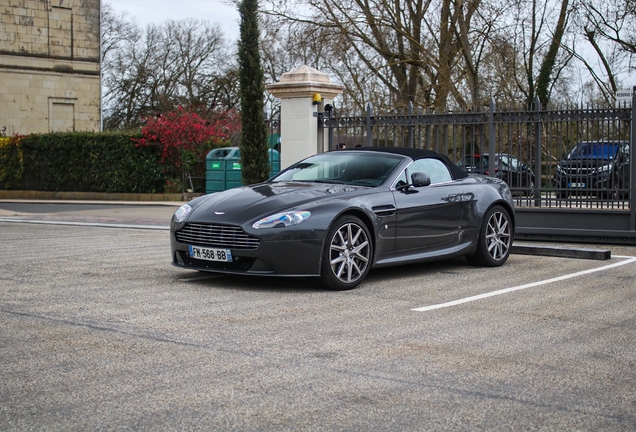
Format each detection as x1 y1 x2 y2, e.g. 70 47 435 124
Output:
1 202 636 430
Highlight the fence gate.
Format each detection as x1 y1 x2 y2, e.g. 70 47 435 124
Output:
318 91 636 245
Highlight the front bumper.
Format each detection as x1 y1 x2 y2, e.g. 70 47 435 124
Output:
170 229 324 277
553 171 612 194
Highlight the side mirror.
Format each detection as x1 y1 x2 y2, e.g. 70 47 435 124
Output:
411 172 431 187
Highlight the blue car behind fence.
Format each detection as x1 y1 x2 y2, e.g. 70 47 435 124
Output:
553 141 628 199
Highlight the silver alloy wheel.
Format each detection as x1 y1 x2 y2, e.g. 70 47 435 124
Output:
329 222 371 284
485 210 512 261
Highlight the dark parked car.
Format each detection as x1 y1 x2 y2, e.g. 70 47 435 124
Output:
171 147 515 290
553 141 628 198
457 153 535 195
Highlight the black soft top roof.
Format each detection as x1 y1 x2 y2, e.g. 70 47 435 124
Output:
341 146 468 179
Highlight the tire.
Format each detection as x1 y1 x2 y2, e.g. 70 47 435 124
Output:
320 215 373 290
611 177 624 200
466 205 513 267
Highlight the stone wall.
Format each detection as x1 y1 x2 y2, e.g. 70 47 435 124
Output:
0 0 101 135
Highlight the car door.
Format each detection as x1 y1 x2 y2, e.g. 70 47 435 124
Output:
391 159 468 252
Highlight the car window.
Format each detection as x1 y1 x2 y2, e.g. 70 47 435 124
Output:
407 159 453 184
497 155 511 167
508 155 519 169
458 155 487 168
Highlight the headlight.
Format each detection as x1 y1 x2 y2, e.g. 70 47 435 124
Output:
592 163 612 174
252 211 311 229
174 203 192 223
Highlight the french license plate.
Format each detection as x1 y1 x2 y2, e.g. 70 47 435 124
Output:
188 245 232 262
568 182 585 188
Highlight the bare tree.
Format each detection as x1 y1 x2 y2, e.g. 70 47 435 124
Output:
266 0 523 111
101 5 239 129
267 0 445 109
583 0 636 55
100 3 138 62
488 0 577 108
569 0 636 102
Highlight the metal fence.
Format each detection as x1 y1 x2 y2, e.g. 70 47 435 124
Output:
318 92 636 244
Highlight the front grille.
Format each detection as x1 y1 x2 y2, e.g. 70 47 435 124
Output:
563 167 593 175
176 223 260 249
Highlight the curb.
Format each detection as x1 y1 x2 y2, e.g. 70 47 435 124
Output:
0 199 182 206
0 190 203 202
511 244 611 260
0 217 169 230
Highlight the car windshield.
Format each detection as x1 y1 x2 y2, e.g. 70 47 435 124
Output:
271 152 403 187
566 142 620 160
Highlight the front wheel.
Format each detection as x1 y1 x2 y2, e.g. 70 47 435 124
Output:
467 205 513 267
320 215 373 290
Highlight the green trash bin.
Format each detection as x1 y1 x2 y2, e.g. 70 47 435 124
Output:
225 155 243 190
205 147 240 193
206 147 282 194
268 148 280 178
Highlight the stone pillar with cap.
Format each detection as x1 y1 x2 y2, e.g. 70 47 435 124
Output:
266 65 344 169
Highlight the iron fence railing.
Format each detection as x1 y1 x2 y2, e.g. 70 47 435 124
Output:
319 95 635 212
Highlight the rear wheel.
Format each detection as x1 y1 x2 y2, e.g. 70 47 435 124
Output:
467 205 512 267
320 215 373 290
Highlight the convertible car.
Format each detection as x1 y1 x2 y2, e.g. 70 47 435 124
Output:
171 147 515 290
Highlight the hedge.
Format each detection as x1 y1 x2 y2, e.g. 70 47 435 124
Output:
0 132 167 193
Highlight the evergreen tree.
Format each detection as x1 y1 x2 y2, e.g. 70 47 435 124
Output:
238 0 269 185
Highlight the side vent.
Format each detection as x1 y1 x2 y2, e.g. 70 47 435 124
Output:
372 205 397 217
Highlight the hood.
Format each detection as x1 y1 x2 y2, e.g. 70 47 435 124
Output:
187 182 368 224
558 159 612 169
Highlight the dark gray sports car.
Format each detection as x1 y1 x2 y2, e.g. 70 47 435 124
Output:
171 147 515 290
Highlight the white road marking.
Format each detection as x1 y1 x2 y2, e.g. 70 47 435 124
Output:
412 256 636 312
179 274 225 282
0 217 168 230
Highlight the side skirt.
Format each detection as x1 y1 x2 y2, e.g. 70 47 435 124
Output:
372 241 476 268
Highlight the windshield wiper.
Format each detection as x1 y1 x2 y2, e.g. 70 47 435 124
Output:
287 179 349 185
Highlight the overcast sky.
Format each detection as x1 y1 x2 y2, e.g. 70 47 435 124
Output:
105 0 241 41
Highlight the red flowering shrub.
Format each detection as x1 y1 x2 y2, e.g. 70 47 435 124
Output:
137 107 241 166
135 107 241 192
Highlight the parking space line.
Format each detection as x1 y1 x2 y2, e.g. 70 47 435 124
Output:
179 274 225 282
0 217 168 230
412 256 636 312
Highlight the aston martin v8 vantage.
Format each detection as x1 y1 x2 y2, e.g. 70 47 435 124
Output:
171 147 515 290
